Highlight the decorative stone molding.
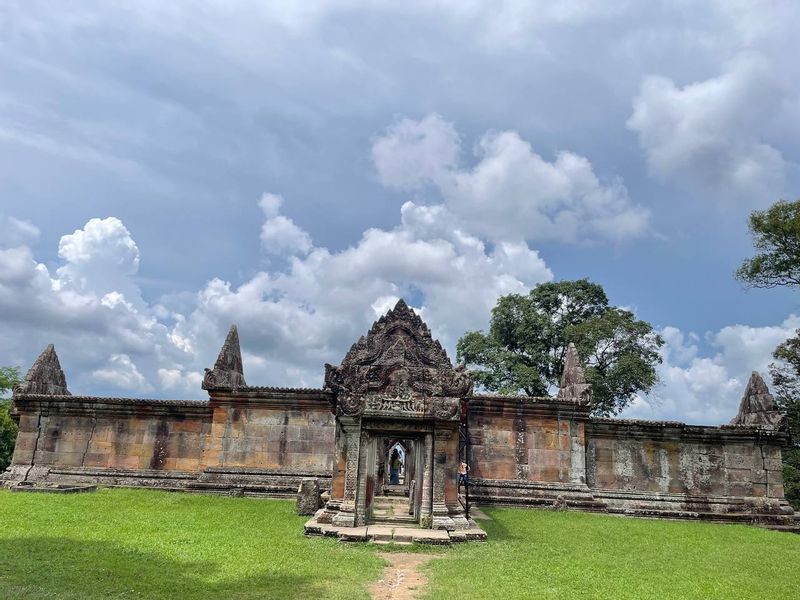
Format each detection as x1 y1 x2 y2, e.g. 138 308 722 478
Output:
324 299 473 398
729 372 784 430
339 395 366 417
15 344 70 396
202 325 247 391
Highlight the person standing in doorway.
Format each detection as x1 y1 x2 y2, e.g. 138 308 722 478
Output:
390 449 401 485
458 461 470 491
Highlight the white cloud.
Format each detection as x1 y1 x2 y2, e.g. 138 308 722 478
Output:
92 354 152 392
0 188 553 396
622 314 800 425
158 368 203 394
56 217 142 301
2 196 797 427
179 195 554 383
0 216 40 248
628 52 791 201
371 114 460 190
372 115 650 243
258 193 313 256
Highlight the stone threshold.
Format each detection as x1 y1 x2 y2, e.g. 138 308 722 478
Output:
10 483 97 494
304 517 487 544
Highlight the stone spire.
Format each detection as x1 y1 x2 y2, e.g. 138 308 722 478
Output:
729 371 784 429
202 325 247 390
15 344 70 395
324 298 473 397
556 343 591 404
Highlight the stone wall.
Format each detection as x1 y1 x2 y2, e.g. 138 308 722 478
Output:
466 395 604 510
4 389 336 497
585 418 793 524
3 336 795 530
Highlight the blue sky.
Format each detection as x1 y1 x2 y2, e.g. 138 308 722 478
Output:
1 1 799 424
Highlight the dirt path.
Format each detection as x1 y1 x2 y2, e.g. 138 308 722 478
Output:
369 552 438 600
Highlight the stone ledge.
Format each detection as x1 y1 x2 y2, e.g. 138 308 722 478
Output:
303 515 487 544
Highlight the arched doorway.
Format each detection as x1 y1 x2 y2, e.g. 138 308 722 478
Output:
384 439 411 489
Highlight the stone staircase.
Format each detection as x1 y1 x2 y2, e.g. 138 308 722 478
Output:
370 494 418 526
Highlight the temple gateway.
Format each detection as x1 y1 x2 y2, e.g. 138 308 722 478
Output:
3 299 797 540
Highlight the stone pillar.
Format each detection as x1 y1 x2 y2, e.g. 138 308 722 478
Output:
432 423 458 531
353 429 372 526
569 420 587 486
419 432 433 525
332 417 361 528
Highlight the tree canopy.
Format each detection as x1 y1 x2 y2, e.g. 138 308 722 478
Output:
456 279 664 416
0 366 21 472
737 198 800 509
735 199 800 288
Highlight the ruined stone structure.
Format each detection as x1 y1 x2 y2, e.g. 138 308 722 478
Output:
3 300 796 533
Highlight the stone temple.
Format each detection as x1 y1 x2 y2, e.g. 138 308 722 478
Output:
2 299 797 540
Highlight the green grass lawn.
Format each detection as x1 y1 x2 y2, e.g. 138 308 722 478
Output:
1 488 799 599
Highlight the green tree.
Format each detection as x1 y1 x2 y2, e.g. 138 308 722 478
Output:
456 279 664 416
735 200 800 289
771 336 800 508
0 366 21 472
736 198 800 509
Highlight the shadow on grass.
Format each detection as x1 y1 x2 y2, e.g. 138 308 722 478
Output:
477 509 517 542
0 537 319 600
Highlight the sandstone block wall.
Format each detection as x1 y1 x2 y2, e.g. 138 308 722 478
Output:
5 390 336 497
586 419 785 499
465 396 603 509
467 396 587 483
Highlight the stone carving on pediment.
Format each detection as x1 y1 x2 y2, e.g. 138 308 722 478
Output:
339 394 366 417
430 397 460 421
324 299 473 398
364 393 426 417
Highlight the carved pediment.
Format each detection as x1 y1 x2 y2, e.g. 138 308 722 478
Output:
324 299 473 398
337 392 461 422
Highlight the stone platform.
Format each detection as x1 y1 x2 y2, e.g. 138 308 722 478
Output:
304 515 487 545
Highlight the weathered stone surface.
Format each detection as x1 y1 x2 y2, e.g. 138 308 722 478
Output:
6 300 795 533
296 478 321 515
15 344 70 396
729 372 784 429
556 343 591 404
324 299 472 398
202 325 247 390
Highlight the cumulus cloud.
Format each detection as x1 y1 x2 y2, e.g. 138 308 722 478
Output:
56 217 142 300
92 354 152 393
179 195 554 382
372 115 650 243
258 193 313 256
628 52 791 201
622 314 800 425
371 114 460 189
2 195 796 426
0 190 553 397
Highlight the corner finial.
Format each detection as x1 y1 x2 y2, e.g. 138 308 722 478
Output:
15 344 71 396
729 371 783 429
202 325 247 391
557 343 591 404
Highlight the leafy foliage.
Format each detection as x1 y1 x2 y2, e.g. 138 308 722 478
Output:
770 334 800 509
456 280 664 416
735 199 800 288
736 199 800 508
0 366 21 472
